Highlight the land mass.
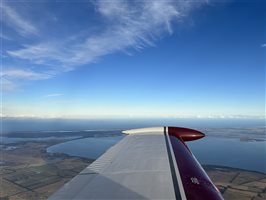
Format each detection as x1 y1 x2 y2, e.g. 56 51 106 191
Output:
0 137 265 200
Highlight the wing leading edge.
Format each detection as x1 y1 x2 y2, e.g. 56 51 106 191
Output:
49 127 224 200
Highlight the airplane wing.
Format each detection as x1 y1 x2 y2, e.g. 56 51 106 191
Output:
48 127 224 200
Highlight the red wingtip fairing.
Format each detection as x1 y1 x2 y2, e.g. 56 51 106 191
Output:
168 127 205 142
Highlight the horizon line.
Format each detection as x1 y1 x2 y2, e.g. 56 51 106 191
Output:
1 115 265 120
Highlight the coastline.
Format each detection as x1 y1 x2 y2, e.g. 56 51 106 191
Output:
0 138 265 199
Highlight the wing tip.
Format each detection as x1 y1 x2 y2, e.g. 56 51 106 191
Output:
168 127 205 141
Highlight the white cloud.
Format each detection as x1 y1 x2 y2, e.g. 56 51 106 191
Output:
7 1 204 70
66 1 184 65
1 68 54 91
2 68 52 80
1 2 39 36
0 32 12 40
44 93 64 98
1 78 17 91
261 43 266 47
7 43 68 67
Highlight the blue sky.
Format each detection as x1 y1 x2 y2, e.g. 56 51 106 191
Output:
1 0 265 119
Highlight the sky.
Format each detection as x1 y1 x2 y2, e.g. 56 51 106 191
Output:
1 0 265 119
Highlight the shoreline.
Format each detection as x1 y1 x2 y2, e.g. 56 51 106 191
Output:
0 139 265 200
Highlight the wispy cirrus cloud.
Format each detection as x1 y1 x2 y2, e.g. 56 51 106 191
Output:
0 32 12 40
1 1 39 36
67 0 186 65
1 78 17 91
7 1 204 64
261 43 266 47
4 0 207 86
1 68 53 91
7 43 68 67
44 93 64 98
2 68 52 80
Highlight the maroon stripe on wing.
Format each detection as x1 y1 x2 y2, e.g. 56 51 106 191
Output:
168 127 224 200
